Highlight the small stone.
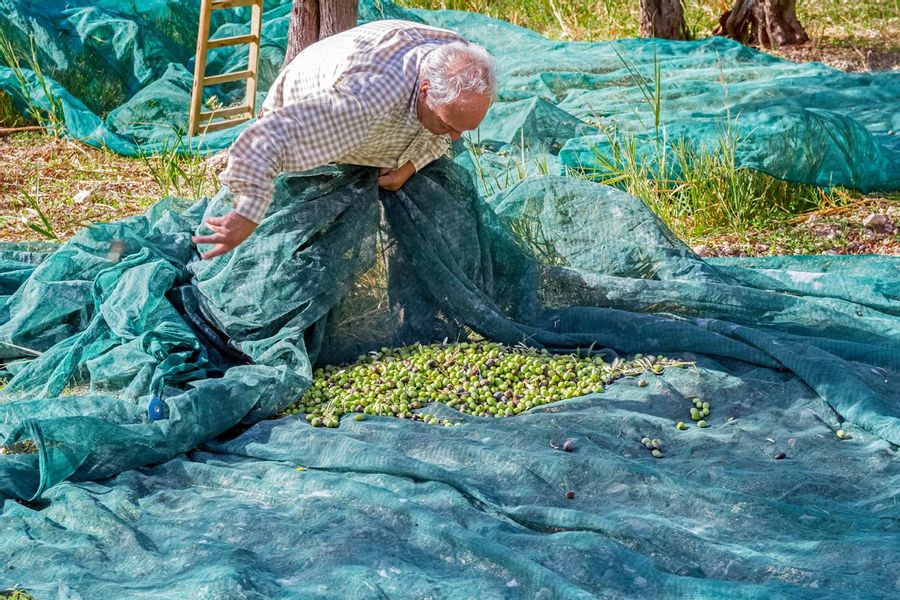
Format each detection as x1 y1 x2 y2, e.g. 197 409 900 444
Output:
691 244 708 256
565 491 575 499
862 213 887 231
774 452 786 460
73 189 94 204
637 379 648 387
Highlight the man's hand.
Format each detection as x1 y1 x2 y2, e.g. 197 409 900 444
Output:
192 210 258 259
378 161 416 191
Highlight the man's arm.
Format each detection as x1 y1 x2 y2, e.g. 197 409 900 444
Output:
377 161 416 191
409 135 450 175
371 136 449 196
193 88 374 259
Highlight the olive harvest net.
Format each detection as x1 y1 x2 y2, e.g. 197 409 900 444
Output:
0 1 898 598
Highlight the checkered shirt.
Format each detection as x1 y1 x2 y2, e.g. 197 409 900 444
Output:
220 19 465 224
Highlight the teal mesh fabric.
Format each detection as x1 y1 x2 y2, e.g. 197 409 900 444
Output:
1 160 898 598
1 1 899 597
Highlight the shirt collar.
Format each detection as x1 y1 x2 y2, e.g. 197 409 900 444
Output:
407 44 440 127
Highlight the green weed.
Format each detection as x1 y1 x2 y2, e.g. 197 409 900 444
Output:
0 33 65 136
139 131 219 200
14 176 60 241
0 588 35 600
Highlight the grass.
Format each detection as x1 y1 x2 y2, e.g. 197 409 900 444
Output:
798 0 900 51
401 0 900 50
139 131 220 201
0 590 34 600
0 32 65 136
0 133 214 242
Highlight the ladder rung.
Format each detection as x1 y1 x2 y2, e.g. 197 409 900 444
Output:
207 33 258 49
211 0 258 10
202 69 254 86
199 104 252 121
197 114 253 134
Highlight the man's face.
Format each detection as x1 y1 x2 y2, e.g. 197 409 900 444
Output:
417 81 491 141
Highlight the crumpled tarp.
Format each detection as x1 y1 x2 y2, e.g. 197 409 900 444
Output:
1 0 898 598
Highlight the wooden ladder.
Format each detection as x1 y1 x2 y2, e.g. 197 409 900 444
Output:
188 0 263 137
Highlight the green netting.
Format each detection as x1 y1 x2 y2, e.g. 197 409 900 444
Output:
1 1 899 598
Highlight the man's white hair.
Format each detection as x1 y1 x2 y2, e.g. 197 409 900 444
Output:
421 41 497 107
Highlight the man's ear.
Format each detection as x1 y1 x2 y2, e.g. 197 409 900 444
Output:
419 80 429 99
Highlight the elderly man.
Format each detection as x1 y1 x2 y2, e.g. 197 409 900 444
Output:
194 19 496 259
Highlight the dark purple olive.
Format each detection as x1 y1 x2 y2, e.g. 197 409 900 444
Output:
565 491 575 499
774 452 786 460
563 439 575 452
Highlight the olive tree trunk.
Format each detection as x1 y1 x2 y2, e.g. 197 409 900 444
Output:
713 0 809 48
638 0 688 40
282 0 358 68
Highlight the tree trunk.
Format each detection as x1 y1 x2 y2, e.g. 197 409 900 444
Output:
282 0 358 68
638 0 688 40
713 0 809 48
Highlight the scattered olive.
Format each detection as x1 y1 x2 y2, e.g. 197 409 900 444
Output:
563 439 575 452
836 429 847 439
651 449 663 458
676 422 686 430
697 420 708 428
774 452 786 460
565 491 575 499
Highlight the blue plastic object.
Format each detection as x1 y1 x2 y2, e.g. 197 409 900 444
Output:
147 395 165 421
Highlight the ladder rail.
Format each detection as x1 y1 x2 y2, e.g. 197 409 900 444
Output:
189 0 263 138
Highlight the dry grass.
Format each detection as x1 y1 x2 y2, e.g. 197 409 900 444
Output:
0 132 161 241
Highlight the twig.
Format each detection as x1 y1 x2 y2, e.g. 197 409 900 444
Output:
0 125 45 136
0 340 43 356
784 197 872 224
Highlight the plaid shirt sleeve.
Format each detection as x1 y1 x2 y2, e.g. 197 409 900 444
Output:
410 135 450 173
221 86 378 224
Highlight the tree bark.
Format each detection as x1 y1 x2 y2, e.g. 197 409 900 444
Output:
639 0 688 40
713 0 809 48
282 0 358 69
